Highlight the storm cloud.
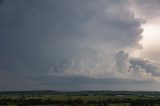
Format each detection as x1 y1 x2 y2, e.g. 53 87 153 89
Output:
0 0 160 91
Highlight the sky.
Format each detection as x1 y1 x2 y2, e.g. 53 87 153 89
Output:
0 0 160 91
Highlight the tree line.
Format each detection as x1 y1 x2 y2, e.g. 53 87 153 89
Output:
0 97 160 106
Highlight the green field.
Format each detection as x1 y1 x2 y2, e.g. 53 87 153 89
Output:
0 91 160 106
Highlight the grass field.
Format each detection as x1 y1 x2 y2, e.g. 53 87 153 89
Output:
0 91 160 106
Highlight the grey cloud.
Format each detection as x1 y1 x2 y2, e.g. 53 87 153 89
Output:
130 58 160 77
132 0 160 19
0 74 156 91
114 50 160 80
47 0 143 78
0 0 159 90
114 50 154 81
115 51 129 73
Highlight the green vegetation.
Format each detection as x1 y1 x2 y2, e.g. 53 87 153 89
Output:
0 91 160 106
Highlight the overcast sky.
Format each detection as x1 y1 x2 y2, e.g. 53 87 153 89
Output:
1 0 160 91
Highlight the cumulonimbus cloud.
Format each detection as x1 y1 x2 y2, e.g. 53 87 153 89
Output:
46 0 160 82
1 0 160 90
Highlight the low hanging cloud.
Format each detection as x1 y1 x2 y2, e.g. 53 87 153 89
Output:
115 51 157 81
48 49 159 81
130 57 160 77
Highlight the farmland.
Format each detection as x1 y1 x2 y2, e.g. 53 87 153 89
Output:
0 91 160 106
